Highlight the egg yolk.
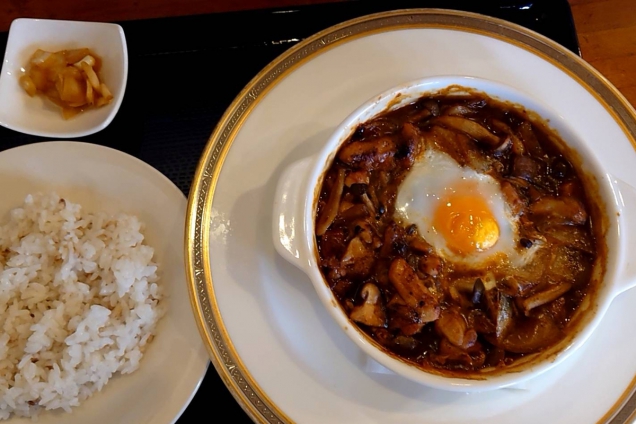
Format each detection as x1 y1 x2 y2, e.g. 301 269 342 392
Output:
433 191 499 254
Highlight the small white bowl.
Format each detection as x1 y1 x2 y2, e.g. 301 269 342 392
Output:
0 18 128 138
273 75 636 392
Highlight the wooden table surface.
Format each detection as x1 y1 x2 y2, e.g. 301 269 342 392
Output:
2 0 635 107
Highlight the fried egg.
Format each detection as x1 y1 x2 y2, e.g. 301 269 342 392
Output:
395 148 534 267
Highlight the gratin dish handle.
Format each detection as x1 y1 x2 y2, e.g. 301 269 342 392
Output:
610 176 636 297
273 155 315 272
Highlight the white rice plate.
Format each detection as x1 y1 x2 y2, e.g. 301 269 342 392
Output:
0 192 163 420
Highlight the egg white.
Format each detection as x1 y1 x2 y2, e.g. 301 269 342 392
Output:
395 148 534 267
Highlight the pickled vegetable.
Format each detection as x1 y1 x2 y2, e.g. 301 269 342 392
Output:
19 48 114 119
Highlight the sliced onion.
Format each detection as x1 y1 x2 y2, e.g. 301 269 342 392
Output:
81 61 101 91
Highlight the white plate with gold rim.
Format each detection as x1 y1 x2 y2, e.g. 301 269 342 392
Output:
186 9 636 424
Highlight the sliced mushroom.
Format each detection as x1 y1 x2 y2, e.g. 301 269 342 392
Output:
388 258 440 323
423 125 492 172
433 115 500 146
493 137 512 157
359 192 376 216
410 237 433 255
349 283 387 327
337 137 396 169
399 122 423 164
520 282 572 314
341 237 367 265
422 100 440 117
442 104 475 117
357 118 400 138
512 155 543 182
435 309 477 349
498 276 535 297
432 338 485 369
529 196 588 226
316 168 345 236
472 278 485 304
351 219 375 244
386 295 427 336
517 121 544 157
340 236 374 277
485 290 514 340
490 119 525 154
451 277 479 294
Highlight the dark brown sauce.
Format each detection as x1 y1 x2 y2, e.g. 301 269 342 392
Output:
315 89 602 376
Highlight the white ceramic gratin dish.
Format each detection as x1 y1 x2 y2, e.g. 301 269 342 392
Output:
273 75 636 392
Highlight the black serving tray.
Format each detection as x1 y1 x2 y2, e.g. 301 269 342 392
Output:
0 1 580 422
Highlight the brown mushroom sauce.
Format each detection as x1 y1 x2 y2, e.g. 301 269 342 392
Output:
315 88 602 376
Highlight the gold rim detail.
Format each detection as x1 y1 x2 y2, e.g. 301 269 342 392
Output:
185 9 636 424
